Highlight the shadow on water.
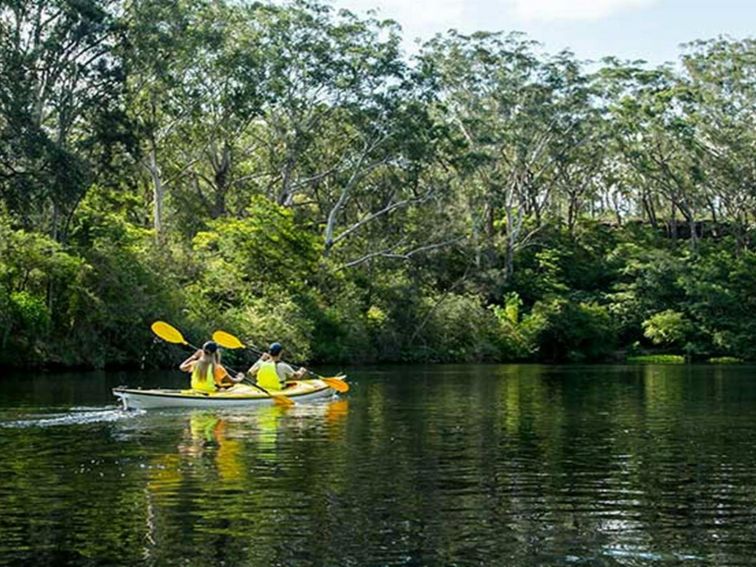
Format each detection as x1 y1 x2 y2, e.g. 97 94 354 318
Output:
0 364 755 565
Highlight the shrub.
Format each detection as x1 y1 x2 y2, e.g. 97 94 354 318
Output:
220 290 315 363
626 354 686 364
412 292 503 362
490 292 538 360
707 356 744 364
528 298 616 362
642 309 691 348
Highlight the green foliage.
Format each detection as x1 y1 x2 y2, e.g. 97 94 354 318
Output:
9 291 50 333
682 247 756 360
626 355 686 364
0 3 753 368
309 301 372 364
489 293 538 360
412 292 503 362
220 290 315 364
0 217 88 363
68 238 184 368
528 298 616 362
0 0 128 230
707 357 743 364
191 196 321 302
643 310 691 348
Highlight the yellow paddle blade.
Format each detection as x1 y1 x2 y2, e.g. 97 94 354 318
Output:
242 377 295 407
212 330 245 350
322 376 349 393
272 394 295 407
151 321 188 345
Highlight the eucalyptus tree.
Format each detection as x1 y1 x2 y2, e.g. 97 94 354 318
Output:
544 53 609 231
211 1 456 269
0 0 126 239
318 87 459 268
421 31 598 277
598 61 707 246
155 0 276 229
681 37 755 249
124 0 218 239
239 1 405 207
123 0 448 260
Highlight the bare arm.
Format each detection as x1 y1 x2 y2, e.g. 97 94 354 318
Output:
179 350 202 372
279 363 307 384
246 356 266 377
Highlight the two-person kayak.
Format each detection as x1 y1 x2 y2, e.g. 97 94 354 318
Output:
113 377 344 410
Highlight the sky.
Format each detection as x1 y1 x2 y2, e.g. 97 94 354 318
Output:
327 0 755 64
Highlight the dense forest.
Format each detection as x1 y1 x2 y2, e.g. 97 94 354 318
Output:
0 0 753 368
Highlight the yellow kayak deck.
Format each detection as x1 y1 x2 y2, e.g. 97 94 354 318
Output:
179 381 324 398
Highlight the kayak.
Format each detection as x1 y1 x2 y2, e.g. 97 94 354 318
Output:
113 379 341 410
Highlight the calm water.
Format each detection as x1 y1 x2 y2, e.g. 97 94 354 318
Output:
1 365 755 566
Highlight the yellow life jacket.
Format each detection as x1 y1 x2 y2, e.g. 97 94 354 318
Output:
191 364 216 393
257 360 282 391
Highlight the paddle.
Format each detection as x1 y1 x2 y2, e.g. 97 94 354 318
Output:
150 321 295 407
211 330 350 393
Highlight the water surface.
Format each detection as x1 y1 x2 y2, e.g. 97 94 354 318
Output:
1 365 755 566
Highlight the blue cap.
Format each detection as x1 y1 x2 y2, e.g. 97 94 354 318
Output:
269 342 283 356
203 341 218 353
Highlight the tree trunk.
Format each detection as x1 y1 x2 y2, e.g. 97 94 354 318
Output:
611 192 622 226
668 201 677 239
484 202 495 239
146 146 164 241
504 207 515 280
278 150 296 206
642 193 658 230
567 192 578 234
677 200 698 251
50 200 60 242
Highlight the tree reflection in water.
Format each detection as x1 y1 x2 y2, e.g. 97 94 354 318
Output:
2 367 756 565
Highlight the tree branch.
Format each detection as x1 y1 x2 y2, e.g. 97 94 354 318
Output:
341 236 464 269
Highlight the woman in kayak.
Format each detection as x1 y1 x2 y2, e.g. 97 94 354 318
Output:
245 342 308 391
180 341 241 393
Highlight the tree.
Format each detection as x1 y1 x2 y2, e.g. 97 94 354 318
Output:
642 309 691 349
422 32 599 278
600 62 706 247
0 0 127 239
681 38 756 250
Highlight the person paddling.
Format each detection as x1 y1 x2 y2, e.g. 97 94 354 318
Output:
180 341 240 393
244 342 308 391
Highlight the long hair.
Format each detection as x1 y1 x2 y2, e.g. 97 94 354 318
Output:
195 350 220 382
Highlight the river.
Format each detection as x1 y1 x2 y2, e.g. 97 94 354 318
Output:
1 364 755 566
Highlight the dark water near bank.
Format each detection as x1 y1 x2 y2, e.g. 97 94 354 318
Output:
1 365 755 566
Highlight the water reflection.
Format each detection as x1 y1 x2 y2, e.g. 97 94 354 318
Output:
135 398 352 565
1 366 755 566
146 399 351 495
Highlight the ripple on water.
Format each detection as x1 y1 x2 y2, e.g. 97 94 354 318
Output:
2 365 756 566
0 407 143 428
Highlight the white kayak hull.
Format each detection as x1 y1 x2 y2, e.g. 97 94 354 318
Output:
113 380 338 410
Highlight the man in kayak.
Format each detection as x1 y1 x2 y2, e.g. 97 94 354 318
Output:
180 341 241 393
243 342 308 391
